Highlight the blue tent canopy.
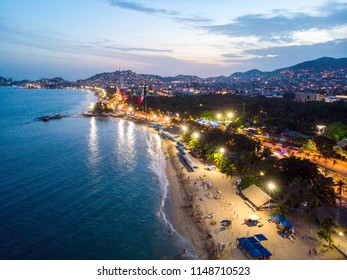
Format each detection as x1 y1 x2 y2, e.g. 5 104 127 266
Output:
237 237 248 245
253 243 265 250
247 237 259 244
282 220 292 228
237 236 272 259
248 249 262 258
243 243 255 251
274 215 293 228
259 248 272 257
255 234 268 241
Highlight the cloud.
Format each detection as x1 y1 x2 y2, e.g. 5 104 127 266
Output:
290 24 347 45
247 39 347 58
197 1 347 65
104 45 173 53
108 0 179 16
107 0 213 24
201 2 347 41
173 16 213 23
221 53 244 59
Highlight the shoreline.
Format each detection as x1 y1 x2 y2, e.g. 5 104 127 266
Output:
161 139 211 260
102 115 212 259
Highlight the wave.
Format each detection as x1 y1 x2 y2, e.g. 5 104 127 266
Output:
145 131 176 232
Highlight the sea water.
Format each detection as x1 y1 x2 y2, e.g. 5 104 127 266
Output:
0 87 196 260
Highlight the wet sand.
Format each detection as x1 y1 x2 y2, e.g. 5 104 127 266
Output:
161 140 211 259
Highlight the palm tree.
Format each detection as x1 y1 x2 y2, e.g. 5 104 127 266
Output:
302 207 315 234
306 184 324 208
303 207 315 224
273 201 288 217
337 180 345 207
317 216 338 247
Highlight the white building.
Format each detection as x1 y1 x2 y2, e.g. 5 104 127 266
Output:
295 92 322 102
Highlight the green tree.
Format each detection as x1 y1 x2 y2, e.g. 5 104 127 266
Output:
282 177 307 208
336 146 347 160
260 147 272 159
337 180 345 207
303 207 315 226
273 201 288 217
312 136 336 159
239 176 261 190
325 122 347 141
317 216 338 247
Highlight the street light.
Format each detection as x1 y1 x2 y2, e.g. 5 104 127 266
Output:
182 125 187 132
227 112 233 119
338 231 344 247
316 125 326 135
219 147 225 154
217 113 222 120
192 132 200 139
268 183 275 212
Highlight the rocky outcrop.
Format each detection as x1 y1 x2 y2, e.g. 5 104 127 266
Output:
38 114 64 122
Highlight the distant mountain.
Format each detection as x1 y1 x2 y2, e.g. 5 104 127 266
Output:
228 57 347 81
2 56 346 88
76 70 204 87
0 76 12 86
274 57 347 73
230 69 269 80
160 74 204 83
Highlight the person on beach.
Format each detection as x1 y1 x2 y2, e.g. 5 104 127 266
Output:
179 249 187 256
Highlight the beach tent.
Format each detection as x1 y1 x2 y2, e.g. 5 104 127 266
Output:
242 184 271 209
237 236 272 259
248 214 260 221
254 234 268 241
274 216 292 228
258 248 272 258
248 248 262 258
247 236 259 244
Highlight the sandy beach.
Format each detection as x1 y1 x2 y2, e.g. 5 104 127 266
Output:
160 135 346 260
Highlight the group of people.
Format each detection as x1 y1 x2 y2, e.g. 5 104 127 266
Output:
309 248 317 255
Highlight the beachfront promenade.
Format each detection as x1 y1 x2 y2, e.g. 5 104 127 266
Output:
162 139 346 260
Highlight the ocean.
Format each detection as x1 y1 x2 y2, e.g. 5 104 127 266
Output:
0 87 196 260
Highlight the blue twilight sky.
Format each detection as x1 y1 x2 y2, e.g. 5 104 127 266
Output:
1 0 347 80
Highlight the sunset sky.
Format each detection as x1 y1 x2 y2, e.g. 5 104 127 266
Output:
1 0 347 80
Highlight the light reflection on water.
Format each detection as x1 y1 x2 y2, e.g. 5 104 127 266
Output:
116 119 136 166
88 117 99 166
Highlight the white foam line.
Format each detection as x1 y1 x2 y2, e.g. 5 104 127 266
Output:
145 131 178 235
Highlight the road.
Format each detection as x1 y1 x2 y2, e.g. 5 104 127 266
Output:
262 141 347 180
